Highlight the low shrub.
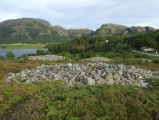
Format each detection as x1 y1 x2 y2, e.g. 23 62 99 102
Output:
1 82 159 120
153 59 159 64
5 51 15 60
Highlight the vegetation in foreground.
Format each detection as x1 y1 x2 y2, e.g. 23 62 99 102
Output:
0 79 159 120
0 55 159 119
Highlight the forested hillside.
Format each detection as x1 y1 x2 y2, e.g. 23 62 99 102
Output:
46 30 159 60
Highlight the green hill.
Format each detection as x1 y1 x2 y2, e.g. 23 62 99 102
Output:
0 18 72 43
0 18 157 44
0 18 94 44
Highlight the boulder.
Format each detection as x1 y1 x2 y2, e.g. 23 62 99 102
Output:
86 77 95 85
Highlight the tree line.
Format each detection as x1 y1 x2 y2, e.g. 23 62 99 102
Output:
46 30 159 58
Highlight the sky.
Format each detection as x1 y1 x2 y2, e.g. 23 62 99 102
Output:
0 0 159 30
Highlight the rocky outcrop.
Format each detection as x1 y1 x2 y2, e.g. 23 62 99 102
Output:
28 55 69 61
94 23 127 35
4 62 158 87
125 26 156 34
68 28 93 38
52 25 69 37
85 57 114 62
51 26 94 38
94 23 156 36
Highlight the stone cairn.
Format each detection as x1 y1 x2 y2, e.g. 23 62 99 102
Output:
4 62 158 87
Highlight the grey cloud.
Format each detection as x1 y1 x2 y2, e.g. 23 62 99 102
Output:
0 0 159 30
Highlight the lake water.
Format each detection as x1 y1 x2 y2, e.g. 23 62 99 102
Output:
0 49 47 57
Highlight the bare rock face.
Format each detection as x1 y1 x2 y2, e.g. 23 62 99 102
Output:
52 25 69 37
68 28 94 38
94 23 128 35
94 23 156 36
125 26 155 34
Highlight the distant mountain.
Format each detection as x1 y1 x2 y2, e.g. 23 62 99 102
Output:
0 18 157 44
125 26 156 34
68 28 93 39
94 23 127 35
0 18 70 43
0 18 93 44
93 23 156 36
52 26 93 38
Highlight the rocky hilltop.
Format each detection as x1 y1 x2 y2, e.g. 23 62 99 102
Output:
94 23 156 35
52 26 93 38
68 28 93 39
0 18 52 37
0 18 93 43
0 18 157 43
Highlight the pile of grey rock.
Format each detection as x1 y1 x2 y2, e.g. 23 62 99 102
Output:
28 55 68 61
4 62 158 87
85 57 114 62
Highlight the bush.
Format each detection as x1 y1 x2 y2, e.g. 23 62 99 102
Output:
60 51 71 58
122 52 134 58
5 51 15 60
36 49 47 55
16 54 29 63
153 59 159 64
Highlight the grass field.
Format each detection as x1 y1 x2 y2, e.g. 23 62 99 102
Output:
0 43 46 49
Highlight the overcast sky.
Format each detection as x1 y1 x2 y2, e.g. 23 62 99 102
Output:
0 0 159 30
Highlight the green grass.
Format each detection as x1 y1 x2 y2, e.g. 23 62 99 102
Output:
0 43 46 49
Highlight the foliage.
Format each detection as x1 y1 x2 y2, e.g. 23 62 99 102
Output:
153 59 159 64
36 49 48 55
16 54 29 63
125 31 159 49
1 82 159 120
47 36 132 59
5 51 15 60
